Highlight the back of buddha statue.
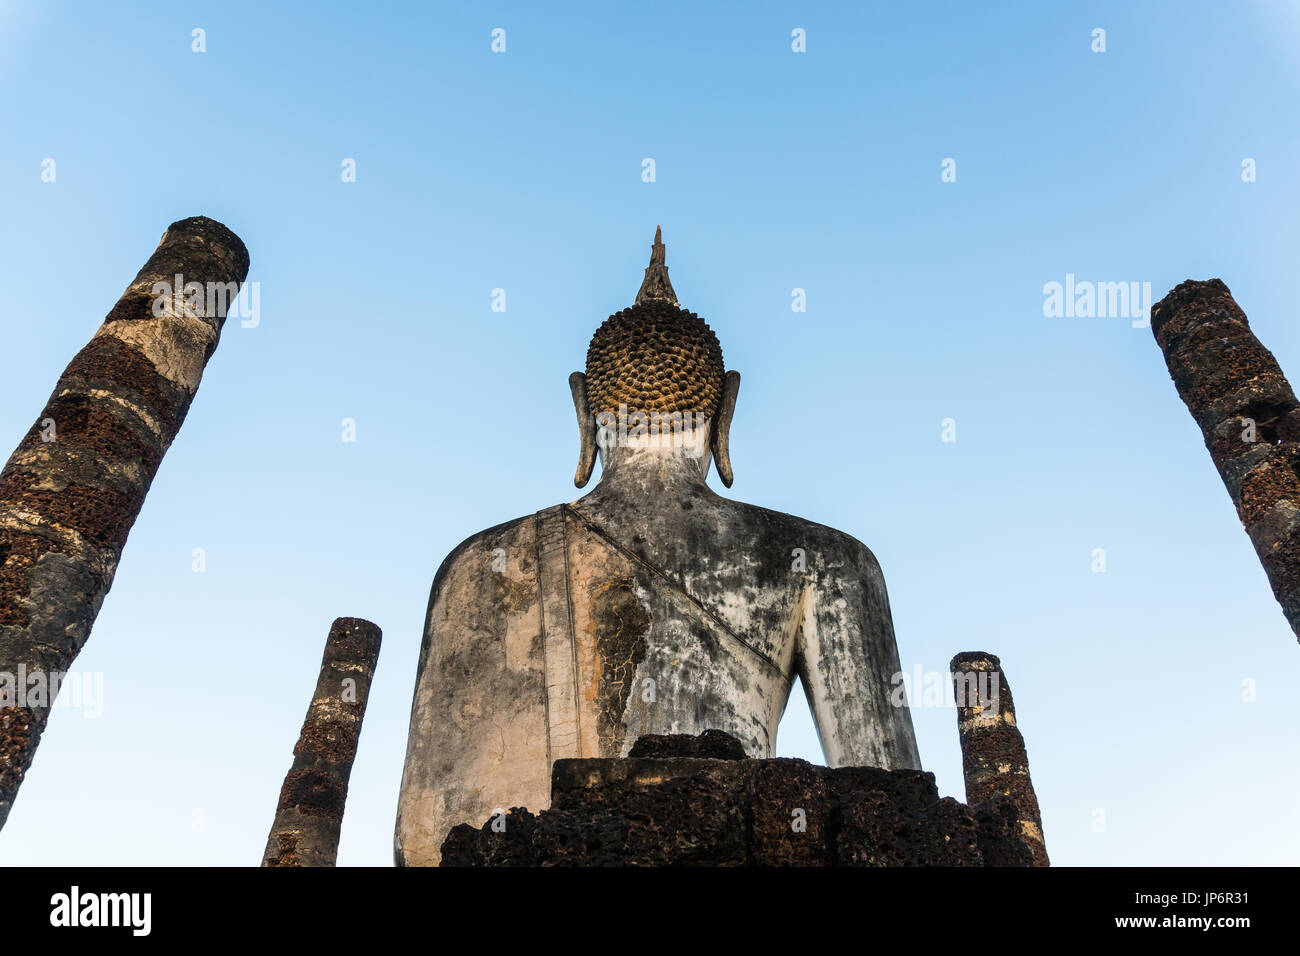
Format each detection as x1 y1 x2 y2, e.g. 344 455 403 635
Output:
394 229 919 866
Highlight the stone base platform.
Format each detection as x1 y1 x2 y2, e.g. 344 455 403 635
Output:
440 731 1039 866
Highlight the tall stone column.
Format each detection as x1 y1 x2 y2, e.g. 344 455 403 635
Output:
0 216 249 830
262 617 382 867
1151 278 1300 641
950 652 1048 867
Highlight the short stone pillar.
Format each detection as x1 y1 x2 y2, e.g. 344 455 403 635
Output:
950 651 1048 866
262 617 382 867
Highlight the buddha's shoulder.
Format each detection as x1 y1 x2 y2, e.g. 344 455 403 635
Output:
707 496 886 575
430 504 598 600
428 512 540 598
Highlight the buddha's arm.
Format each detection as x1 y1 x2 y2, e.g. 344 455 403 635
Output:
395 519 551 865
796 541 922 770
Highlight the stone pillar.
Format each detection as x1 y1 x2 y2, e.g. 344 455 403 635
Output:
1151 278 1300 640
0 217 249 831
950 652 1048 867
262 617 382 867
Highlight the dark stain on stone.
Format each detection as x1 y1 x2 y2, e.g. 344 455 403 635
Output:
1238 454 1300 525
57 336 191 443
501 576 539 613
592 580 650 754
18 388 162 469
276 768 346 821
263 831 300 867
292 718 360 763
972 795 1037 867
0 535 61 628
0 473 141 553
0 707 35 796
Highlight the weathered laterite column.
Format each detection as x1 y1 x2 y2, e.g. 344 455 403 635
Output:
262 617 382 867
0 216 249 830
950 652 1048 867
1152 279 1300 641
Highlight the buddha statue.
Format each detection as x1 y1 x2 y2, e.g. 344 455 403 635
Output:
395 228 921 865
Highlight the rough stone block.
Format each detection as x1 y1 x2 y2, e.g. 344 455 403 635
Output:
440 731 1044 867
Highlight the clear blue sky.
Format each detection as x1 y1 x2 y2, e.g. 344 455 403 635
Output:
2 0 1298 866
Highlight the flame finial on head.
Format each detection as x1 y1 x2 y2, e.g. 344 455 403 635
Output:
635 225 678 306
583 225 723 423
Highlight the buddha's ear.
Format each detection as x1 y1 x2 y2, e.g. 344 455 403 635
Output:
711 370 741 488
569 371 597 488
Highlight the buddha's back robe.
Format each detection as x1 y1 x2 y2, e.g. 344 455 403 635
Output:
395 479 921 866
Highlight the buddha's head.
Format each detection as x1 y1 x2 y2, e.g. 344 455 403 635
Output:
570 227 741 488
